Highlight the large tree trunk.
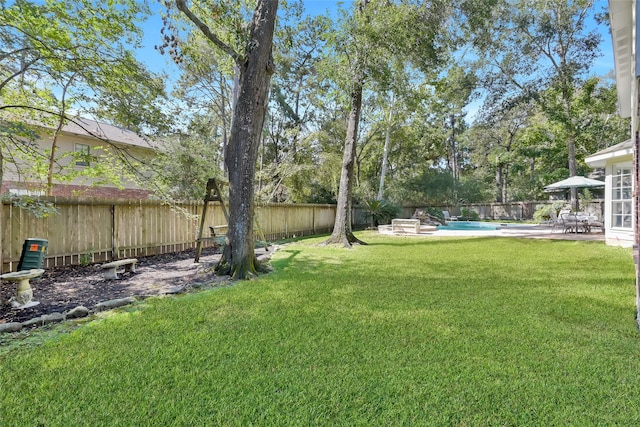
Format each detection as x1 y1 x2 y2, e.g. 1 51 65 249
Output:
219 72 229 175
324 75 366 248
324 0 369 248
495 164 503 203
448 114 459 182
567 132 578 208
0 148 3 273
214 0 277 279
377 104 393 201
562 81 578 208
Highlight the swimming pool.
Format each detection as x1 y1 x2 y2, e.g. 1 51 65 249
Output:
436 221 503 231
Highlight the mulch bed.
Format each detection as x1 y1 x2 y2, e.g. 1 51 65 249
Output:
0 247 239 325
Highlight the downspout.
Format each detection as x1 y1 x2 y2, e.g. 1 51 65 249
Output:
633 0 640 328
634 123 640 328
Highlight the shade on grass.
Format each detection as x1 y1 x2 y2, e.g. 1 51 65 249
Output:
1 232 639 425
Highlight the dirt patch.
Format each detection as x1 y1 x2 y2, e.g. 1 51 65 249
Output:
1 247 274 325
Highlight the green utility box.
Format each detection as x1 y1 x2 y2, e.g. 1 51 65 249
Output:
17 238 48 271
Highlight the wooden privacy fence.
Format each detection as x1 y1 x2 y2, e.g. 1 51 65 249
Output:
1 198 337 273
3 198 596 272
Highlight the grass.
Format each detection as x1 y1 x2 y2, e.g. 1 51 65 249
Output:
1 232 639 425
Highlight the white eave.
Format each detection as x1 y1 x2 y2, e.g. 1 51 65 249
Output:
585 139 634 168
609 0 634 118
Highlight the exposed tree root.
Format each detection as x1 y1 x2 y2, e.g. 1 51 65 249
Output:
323 230 367 248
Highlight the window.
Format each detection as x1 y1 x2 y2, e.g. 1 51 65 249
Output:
75 143 91 166
611 166 632 229
8 189 45 196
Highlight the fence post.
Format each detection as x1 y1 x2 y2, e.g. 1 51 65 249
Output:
111 204 117 260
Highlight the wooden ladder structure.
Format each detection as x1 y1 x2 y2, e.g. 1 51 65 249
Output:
194 178 269 263
194 178 228 262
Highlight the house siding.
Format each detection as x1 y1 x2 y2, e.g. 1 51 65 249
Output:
2 120 156 199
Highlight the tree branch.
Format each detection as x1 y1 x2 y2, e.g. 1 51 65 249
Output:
175 0 243 65
0 56 40 94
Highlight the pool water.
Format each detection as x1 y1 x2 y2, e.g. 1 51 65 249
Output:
436 221 503 231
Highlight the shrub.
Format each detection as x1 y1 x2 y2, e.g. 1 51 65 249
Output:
360 199 400 227
459 207 479 220
2 193 59 218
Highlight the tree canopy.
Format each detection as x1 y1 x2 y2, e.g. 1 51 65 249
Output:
1 0 628 238
0 0 169 196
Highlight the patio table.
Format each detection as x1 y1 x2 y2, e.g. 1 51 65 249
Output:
575 213 599 233
561 213 591 233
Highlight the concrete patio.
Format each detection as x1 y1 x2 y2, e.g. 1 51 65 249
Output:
378 223 605 242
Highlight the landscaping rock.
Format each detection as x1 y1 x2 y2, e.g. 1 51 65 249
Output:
21 316 44 327
42 312 65 324
93 297 136 312
65 306 90 319
22 312 64 327
0 322 23 333
164 285 185 295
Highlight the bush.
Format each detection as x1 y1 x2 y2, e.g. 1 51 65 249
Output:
533 205 555 222
360 199 400 227
459 207 479 221
533 201 568 222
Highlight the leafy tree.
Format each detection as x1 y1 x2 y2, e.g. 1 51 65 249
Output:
433 65 477 182
171 0 278 279
474 0 603 206
151 115 224 201
167 31 236 175
366 61 425 201
469 99 532 202
322 0 369 247
468 76 627 203
259 12 330 203
0 0 168 195
323 0 452 247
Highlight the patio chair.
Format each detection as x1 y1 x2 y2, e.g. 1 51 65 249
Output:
560 212 588 233
442 210 458 221
551 209 570 232
587 217 604 233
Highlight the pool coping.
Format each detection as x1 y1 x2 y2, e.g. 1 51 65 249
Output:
377 223 605 241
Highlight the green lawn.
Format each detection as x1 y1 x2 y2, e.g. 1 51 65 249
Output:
2 232 639 425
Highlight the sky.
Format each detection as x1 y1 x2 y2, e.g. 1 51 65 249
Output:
136 0 617 98
592 0 616 77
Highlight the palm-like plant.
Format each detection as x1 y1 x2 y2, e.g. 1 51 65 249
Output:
360 199 400 227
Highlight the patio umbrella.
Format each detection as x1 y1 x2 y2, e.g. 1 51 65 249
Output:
543 175 604 211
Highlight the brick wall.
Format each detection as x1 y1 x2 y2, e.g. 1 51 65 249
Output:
2 181 152 199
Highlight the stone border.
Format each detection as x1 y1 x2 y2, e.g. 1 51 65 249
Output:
0 289 190 334
0 246 279 335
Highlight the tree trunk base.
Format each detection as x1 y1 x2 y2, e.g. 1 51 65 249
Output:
215 245 271 280
323 230 367 248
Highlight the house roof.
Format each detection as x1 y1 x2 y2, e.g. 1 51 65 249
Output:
585 139 634 168
609 0 634 118
61 117 155 150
